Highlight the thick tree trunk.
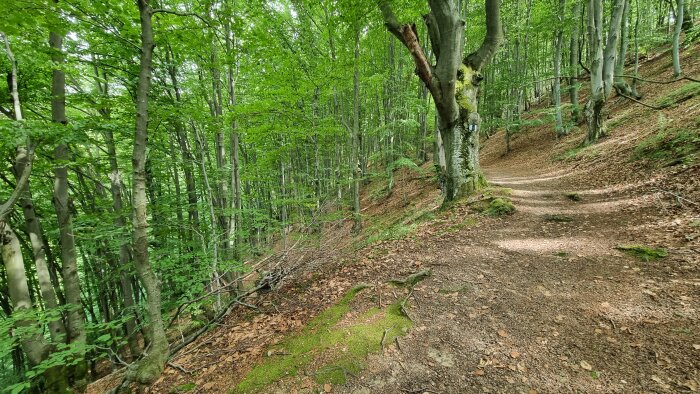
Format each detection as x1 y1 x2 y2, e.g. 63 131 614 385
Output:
13 150 66 343
128 0 169 384
381 0 501 202
586 0 626 144
50 27 88 391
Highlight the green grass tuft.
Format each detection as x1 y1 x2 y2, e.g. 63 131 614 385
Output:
616 244 669 261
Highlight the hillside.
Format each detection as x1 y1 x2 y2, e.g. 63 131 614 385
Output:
85 45 700 394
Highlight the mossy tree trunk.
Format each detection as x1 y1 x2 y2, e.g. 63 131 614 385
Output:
379 0 502 202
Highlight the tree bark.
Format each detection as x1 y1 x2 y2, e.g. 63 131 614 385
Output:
127 0 169 384
673 0 684 77
569 2 582 123
352 28 362 233
50 25 89 391
553 0 566 137
380 0 502 202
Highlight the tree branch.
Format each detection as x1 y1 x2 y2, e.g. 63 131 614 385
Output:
464 0 503 70
0 142 35 222
615 74 700 84
379 1 438 97
422 13 441 61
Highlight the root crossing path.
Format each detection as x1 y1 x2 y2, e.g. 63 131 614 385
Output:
343 165 699 394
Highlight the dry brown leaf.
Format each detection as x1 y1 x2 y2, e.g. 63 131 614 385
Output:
497 329 508 338
510 351 521 359
473 369 485 376
324 383 332 392
529 390 538 394
579 361 592 371
693 344 700 350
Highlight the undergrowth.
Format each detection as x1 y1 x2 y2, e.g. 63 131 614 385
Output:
656 82 700 108
633 125 700 167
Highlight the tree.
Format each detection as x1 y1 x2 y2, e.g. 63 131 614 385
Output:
673 0 684 77
127 0 169 384
585 0 626 144
379 0 503 201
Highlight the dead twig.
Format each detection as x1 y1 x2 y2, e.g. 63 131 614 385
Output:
167 362 193 374
380 328 389 353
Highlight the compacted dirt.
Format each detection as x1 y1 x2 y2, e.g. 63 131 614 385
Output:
340 161 699 394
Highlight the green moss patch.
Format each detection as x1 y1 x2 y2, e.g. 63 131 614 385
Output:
632 127 700 167
483 198 516 216
234 286 411 393
170 383 197 393
544 214 574 223
656 82 700 108
616 244 669 261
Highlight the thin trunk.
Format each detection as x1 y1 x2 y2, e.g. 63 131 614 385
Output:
50 26 88 390
673 0 684 77
128 0 169 384
352 28 362 233
569 1 582 123
554 0 566 137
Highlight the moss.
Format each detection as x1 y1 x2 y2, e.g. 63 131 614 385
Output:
544 214 574 222
565 192 583 202
483 198 515 217
554 251 569 258
439 284 470 294
616 244 669 261
656 82 700 108
632 127 700 167
171 383 197 393
234 285 411 393
455 65 477 113
387 269 431 288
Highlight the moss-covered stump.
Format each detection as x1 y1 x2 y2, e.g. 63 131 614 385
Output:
233 285 412 393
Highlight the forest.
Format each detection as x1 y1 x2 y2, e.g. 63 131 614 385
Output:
1 0 699 393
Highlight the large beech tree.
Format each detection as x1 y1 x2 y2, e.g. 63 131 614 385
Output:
379 0 503 201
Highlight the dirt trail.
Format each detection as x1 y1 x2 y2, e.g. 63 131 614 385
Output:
341 164 699 394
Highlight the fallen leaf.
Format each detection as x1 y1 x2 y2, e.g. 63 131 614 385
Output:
580 361 593 371
528 390 538 394
510 351 521 359
473 369 485 376
497 329 508 338
693 344 700 350
324 383 332 392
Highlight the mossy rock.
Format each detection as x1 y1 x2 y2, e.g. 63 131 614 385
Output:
483 198 515 217
616 244 669 261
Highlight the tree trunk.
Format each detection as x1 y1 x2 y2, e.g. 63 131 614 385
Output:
380 0 502 202
586 0 626 144
352 28 362 233
128 0 169 384
553 0 566 137
673 0 684 77
50 26 88 391
569 2 582 123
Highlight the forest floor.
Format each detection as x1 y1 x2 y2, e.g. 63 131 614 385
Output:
89 47 699 394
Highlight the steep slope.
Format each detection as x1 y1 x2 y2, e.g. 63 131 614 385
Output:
89 46 699 394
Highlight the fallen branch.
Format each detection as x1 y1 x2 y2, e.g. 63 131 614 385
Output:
615 74 700 84
388 269 432 287
167 362 193 374
616 91 666 110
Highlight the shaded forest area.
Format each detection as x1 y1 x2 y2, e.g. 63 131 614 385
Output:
1 0 699 393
